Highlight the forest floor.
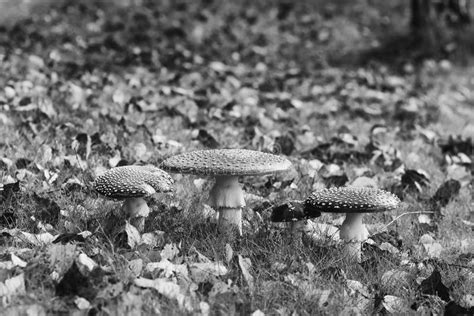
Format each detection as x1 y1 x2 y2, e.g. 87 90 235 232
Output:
0 0 473 315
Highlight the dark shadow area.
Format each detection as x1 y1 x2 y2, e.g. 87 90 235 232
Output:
2 0 473 74
336 0 474 69
353 28 474 70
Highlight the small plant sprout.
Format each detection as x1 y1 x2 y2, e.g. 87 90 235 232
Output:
271 200 321 243
93 165 174 231
304 187 401 262
161 149 292 236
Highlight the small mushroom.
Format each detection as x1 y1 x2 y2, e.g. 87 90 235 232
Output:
271 200 321 242
304 187 401 262
93 165 174 231
161 149 292 235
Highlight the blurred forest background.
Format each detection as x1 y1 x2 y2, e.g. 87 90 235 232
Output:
1 0 474 66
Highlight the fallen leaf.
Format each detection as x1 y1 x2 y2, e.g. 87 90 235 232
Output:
141 231 165 248
345 279 372 312
161 243 180 261
208 280 235 300
0 273 26 297
318 289 331 308
96 282 125 300
381 269 414 293
71 133 91 160
350 176 378 188
430 179 460 207
20 231 57 246
132 143 150 161
194 129 220 149
125 221 141 249
74 296 91 310
134 277 194 311
382 295 408 313
401 169 430 192
251 310 265 316
346 279 370 297
10 253 27 268
56 262 96 299
48 243 77 278
271 262 287 273
461 294 474 308
238 255 254 292
0 304 46 316
53 232 87 244
189 261 227 283
146 259 188 279
200 301 210 316
77 253 98 274
225 243 233 264
419 234 443 258
128 259 143 277
438 135 472 156
378 242 400 255
446 165 471 187
445 300 474 315
419 269 450 302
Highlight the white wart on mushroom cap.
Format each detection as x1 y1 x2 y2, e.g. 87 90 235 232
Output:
161 149 293 235
94 165 174 198
93 165 174 224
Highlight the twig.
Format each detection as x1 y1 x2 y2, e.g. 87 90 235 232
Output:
384 211 435 229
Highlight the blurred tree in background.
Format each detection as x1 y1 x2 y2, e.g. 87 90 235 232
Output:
407 0 471 59
411 0 470 30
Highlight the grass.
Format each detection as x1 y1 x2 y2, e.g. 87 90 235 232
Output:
0 0 473 314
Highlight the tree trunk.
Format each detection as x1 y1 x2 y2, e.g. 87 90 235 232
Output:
411 0 434 32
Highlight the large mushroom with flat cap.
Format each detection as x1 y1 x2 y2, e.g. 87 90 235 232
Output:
161 149 292 235
93 165 174 231
304 187 401 262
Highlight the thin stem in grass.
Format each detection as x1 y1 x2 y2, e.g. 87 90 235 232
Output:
382 211 436 229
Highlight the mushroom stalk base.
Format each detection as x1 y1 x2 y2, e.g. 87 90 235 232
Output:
289 220 305 248
218 208 243 236
342 242 363 263
208 176 245 236
122 197 150 232
339 212 369 262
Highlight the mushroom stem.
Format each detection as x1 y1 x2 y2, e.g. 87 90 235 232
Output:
339 212 369 262
122 197 150 232
218 207 242 235
290 220 306 240
208 176 245 235
289 220 306 248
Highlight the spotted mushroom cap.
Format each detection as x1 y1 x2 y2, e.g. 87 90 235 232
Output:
271 201 321 222
93 165 173 199
304 187 401 213
161 149 292 176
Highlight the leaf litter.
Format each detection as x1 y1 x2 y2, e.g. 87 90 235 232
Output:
0 0 473 314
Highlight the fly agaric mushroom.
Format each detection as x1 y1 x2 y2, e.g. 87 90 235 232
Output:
271 200 321 242
161 149 292 235
93 165 174 231
304 187 401 262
